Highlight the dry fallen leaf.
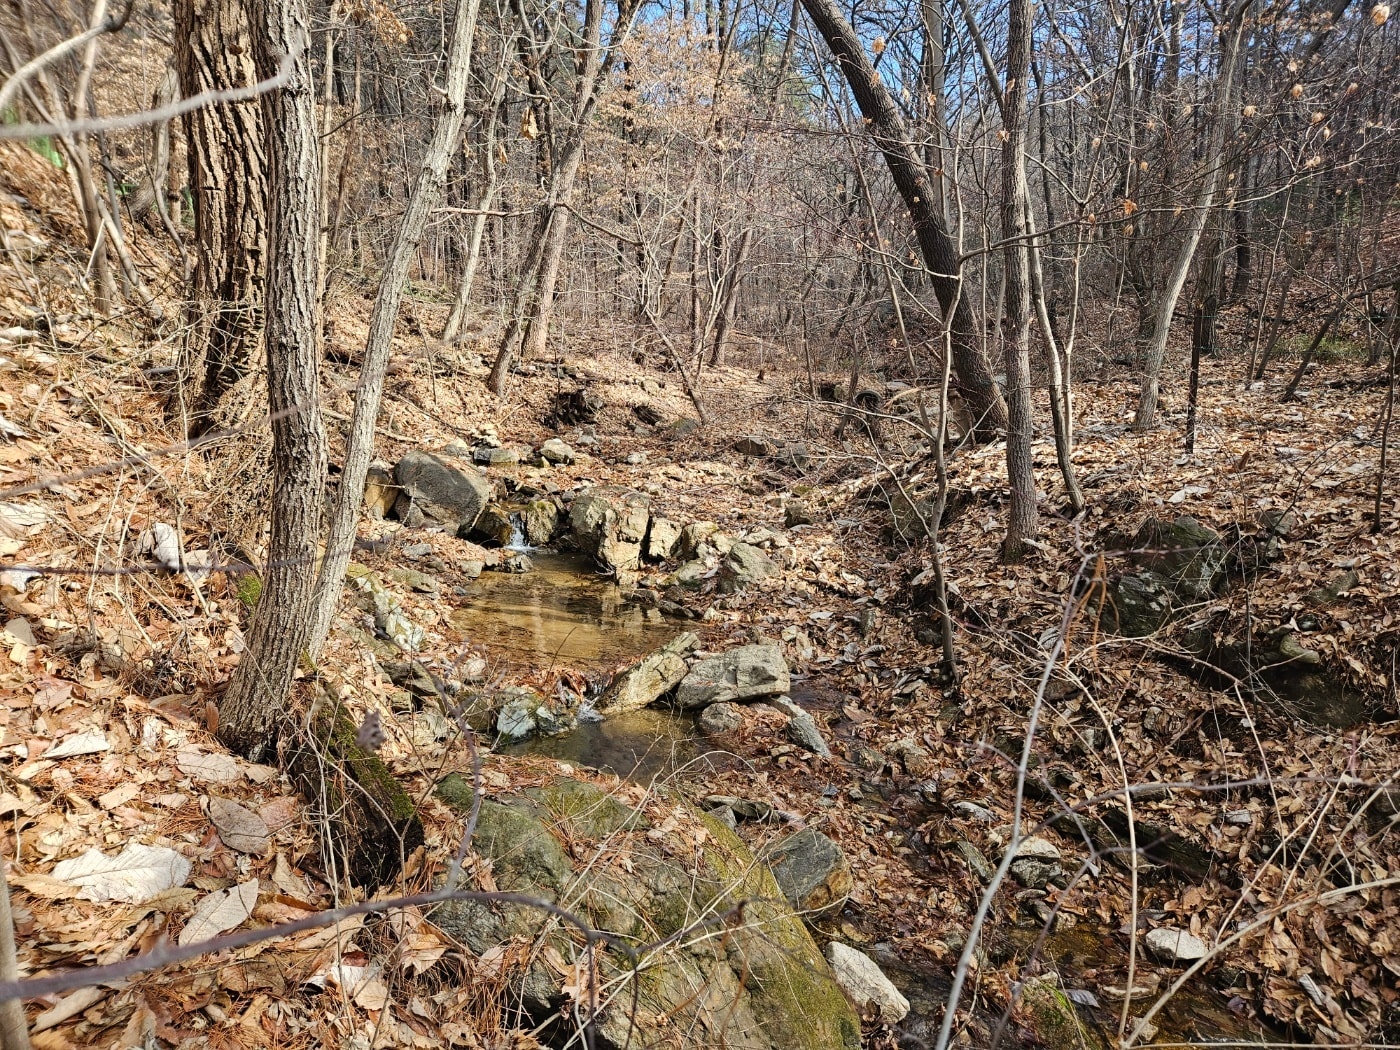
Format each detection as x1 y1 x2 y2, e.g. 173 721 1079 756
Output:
207 796 271 853
178 878 259 947
52 843 191 903
176 748 240 783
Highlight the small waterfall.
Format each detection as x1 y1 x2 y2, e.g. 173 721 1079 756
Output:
504 511 531 552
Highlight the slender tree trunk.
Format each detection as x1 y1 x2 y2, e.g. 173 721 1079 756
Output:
999 0 1037 562
1133 4 1246 428
800 0 1007 438
0 864 30 1050
218 0 327 759
1186 220 1226 452
486 0 639 393
443 67 509 343
709 227 753 366
1229 203 1252 303
307 0 481 659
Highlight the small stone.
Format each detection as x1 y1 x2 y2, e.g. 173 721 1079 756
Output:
718 542 776 593
1015 836 1062 861
825 942 910 1022
760 827 852 913
784 501 814 528
771 695 831 757
539 438 575 465
707 804 737 829
953 840 995 883
734 435 773 457
473 447 519 466
703 795 773 821
646 518 681 561
888 739 935 777
1144 927 1210 962
954 801 996 824
1224 809 1253 826
698 702 743 734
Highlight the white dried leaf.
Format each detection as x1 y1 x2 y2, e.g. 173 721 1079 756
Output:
44 731 110 759
52 843 191 903
178 878 259 946
139 522 181 571
182 548 218 585
177 749 240 783
0 502 48 536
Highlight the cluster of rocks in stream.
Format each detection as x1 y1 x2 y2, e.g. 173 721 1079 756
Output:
364 440 793 597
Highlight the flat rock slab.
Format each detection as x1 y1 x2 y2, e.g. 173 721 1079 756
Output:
595 632 699 715
675 644 790 708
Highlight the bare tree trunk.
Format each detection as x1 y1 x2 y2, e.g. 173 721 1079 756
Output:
443 64 509 343
1133 3 1246 429
486 0 639 393
218 0 327 759
1229 202 1252 302
800 0 1007 438
709 227 753 366
126 63 178 232
1186 219 1226 453
307 0 482 659
0 865 30 1050
174 0 269 435
999 0 1037 562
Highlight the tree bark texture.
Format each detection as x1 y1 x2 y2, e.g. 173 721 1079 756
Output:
307 0 481 659
218 0 327 760
174 0 269 435
998 0 1037 561
799 0 1007 438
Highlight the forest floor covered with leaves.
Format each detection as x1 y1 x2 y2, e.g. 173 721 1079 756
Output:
1 138 1398 1049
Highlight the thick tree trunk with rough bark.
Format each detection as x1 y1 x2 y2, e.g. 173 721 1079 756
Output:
799 0 1006 438
999 0 1037 562
174 0 268 435
307 0 481 660
218 0 326 760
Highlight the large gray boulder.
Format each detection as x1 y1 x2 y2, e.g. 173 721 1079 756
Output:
569 487 651 571
675 644 790 708
595 632 699 715
433 775 860 1050
393 451 491 533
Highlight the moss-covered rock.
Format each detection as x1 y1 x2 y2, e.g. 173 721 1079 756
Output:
434 773 860 1050
1018 976 1108 1050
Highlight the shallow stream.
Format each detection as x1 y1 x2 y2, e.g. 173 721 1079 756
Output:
448 553 1279 1046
